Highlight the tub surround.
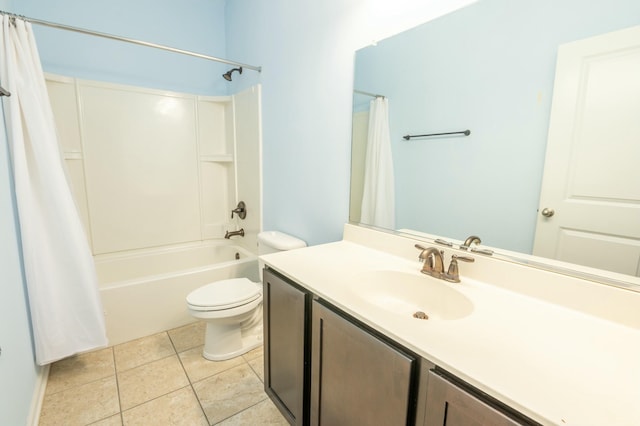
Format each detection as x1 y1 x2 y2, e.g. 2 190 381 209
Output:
46 74 262 254
260 224 640 425
44 74 263 347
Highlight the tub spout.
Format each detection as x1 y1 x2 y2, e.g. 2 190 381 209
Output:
225 228 245 239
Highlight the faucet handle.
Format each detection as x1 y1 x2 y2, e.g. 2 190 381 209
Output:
443 254 474 283
434 238 454 247
444 258 460 283
231 201 247 219
453 254 474 263
414 244 428 260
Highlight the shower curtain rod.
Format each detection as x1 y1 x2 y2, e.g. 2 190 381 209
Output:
0 10 262 72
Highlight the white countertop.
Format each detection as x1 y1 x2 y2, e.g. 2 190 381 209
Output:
261 226 640 426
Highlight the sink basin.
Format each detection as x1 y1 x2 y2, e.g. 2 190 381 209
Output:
349 270 474 320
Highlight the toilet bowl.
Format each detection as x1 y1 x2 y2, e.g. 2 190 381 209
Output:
186 278 263 360
186 231 306 361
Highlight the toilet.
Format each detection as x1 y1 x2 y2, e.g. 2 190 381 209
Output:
186 231 306 361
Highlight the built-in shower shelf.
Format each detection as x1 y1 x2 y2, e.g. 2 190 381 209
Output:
200 154 233 163
63 151 83 160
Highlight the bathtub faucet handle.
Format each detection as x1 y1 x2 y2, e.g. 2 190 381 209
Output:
231 201 247 219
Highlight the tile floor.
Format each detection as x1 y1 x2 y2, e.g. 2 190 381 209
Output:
38 322 288 425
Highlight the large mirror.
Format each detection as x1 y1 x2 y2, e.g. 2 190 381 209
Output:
350 0 640 288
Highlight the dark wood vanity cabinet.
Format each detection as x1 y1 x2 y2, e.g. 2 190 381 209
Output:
263 268 310 425
263 267 536 426
263 268 420 426
423 370 535 426
310 300 419 426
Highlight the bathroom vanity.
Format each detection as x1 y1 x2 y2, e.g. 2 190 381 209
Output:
262 224 640 426
264 267 423 425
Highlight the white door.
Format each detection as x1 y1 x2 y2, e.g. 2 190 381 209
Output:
532 26 640 276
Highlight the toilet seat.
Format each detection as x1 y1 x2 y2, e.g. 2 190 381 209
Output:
186 278 261 311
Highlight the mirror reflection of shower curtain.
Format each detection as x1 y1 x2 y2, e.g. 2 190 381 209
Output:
0 16 107 365
360 97 395 229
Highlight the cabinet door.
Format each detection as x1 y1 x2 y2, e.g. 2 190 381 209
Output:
263 268 309 425
424 371 525 426
310 300 417 426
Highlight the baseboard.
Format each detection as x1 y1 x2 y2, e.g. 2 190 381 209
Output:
27 364 49 426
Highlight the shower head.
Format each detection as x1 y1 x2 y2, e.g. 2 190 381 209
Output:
222 67 243 81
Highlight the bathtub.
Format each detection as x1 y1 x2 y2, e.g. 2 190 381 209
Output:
95 241 259 345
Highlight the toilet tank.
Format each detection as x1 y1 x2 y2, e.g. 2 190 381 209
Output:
258 232 306 278
258 231 307 255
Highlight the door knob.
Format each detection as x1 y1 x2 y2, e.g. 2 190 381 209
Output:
541 208 555 218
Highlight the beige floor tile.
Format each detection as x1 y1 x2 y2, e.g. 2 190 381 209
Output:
46 348 115 395
117 355 189 410
89 414 122 425
241 345 263 362
247 356 264 383
38 328 271 425
39 376 119 425
168 321 205 353
193 364 266 424
179 345 245 383
215 399 289 426
122 386 208 426
114 332 176 372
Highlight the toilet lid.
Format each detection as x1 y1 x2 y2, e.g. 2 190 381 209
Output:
186 278 261 310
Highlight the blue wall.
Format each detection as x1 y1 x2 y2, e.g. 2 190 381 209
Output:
12 0 232 95
1 0 42 419
224 1 356 245
354 0 640 253
1 4 41 426
0 118 39 426
224 0 475 245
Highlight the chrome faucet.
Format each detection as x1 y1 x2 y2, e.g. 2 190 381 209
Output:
460 235 481 250
460 235 494 255
415 245 445 278
224 228 245 239
415 244 474 282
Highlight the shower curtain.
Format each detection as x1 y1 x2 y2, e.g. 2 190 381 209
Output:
360 97 395 229
0 16 107 365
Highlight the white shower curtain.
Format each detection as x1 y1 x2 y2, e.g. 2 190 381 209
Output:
0 16 107 365
360 97 395 229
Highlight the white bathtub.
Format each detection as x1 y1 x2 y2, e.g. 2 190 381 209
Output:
95 241 259 345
